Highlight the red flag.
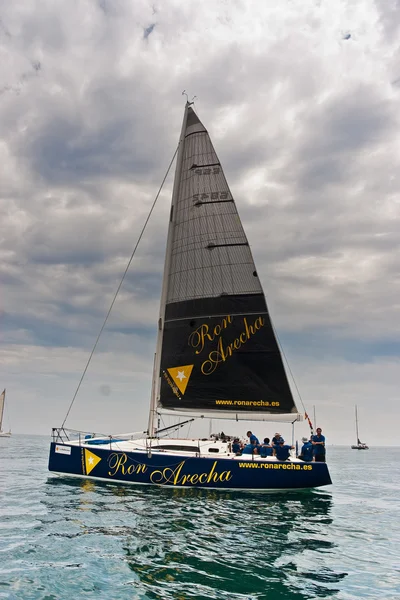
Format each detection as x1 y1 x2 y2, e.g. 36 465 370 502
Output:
305 412 313 430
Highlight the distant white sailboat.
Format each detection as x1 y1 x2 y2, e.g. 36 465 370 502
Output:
0 389 11 438
351 405 368 449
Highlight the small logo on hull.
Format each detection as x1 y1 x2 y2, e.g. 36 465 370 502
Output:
55 445 71 455
84 449 101 475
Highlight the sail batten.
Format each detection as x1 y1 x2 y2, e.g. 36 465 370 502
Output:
156 105 297 419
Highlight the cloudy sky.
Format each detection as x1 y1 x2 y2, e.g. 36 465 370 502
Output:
0 0 399 445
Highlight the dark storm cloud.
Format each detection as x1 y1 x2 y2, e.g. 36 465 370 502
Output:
20 91 174 186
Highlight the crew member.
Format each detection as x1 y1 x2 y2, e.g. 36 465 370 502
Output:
298 436 313 462
246 430 259 445
312 428 326 462
272 432 284 446
274 440 293 461
242 440 258 455
259 437 273 457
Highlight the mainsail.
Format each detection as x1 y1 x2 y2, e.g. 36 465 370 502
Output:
154 104 299 422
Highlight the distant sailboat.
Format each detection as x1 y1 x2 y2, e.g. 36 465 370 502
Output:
0 389 11 438
48 102 332 490
351 405 368 449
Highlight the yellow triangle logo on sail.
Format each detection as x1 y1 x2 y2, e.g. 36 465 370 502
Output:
167 364 194 395
84 449 101 475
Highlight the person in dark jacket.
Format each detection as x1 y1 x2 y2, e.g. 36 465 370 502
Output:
274 440 293 461
298 436 313 462
241 439 258 455
232 438 241 454
312 428 326 462
259 437 273 458
246 430 259 445
272 432 285 446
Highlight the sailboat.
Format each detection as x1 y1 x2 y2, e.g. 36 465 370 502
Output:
48 102 332 490
351 405 369 449
0 389 11 437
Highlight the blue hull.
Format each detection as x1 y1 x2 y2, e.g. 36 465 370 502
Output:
48 443 332 490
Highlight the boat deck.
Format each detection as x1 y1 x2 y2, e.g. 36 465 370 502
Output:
64 435 305 463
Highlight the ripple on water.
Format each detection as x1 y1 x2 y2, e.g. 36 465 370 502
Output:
0 439 399 599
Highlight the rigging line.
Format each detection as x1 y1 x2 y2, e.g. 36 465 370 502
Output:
61 144 180 428
269 318 307 415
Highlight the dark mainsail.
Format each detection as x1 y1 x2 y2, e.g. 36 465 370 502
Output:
155 104 298 418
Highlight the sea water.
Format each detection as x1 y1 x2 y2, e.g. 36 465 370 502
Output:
0 435 399 600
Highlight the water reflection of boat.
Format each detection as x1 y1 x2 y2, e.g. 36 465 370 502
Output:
122 490 342 599
43 475 343 598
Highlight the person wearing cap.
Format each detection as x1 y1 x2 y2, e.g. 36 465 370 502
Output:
272 432 284 446
312 428 326 462
298 436 313 462
246 430 259 445
273 440 294 461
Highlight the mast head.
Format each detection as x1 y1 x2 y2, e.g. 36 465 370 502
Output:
182 90 197 106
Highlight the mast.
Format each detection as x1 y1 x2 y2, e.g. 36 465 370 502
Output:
0 389 5 431
147 103 190 437
355 405 359 444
